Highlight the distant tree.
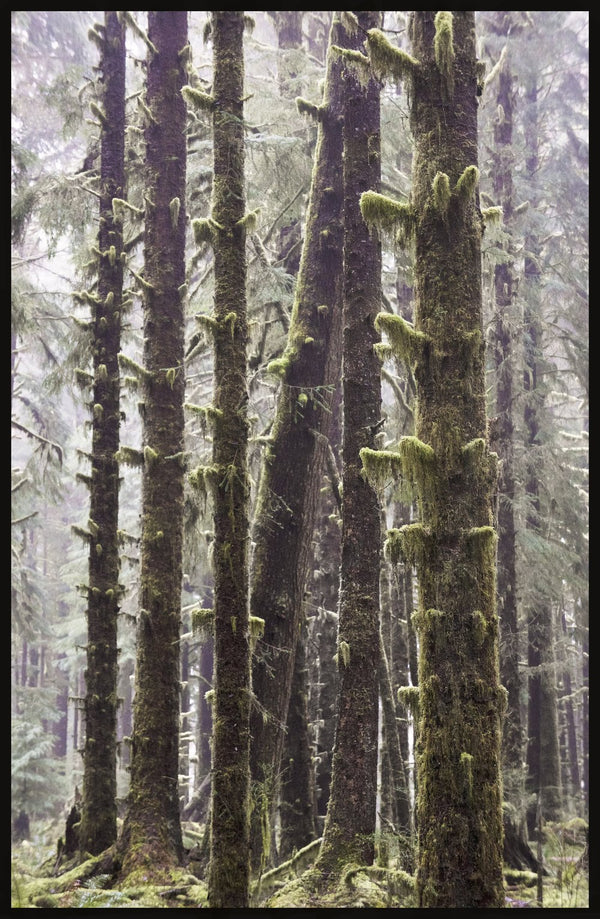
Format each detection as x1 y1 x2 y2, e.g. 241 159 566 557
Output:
522 69 562 831
316 8 383 876
78 10 126 858
362 11 505 906
117 10 188 881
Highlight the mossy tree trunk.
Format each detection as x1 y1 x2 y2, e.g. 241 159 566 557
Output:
523 75 562 832
486 12 524 799
278 610 318 861
79 10 125 858
205 12 252 909
247 12 346 875
363 11 505 907
316 9 383 876
118 10 188 881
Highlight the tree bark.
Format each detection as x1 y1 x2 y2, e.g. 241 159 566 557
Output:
248 11 346 875
118 9 187 881
522 75 562 831
206 12 252 909
317 9 383 875
79 9 125 857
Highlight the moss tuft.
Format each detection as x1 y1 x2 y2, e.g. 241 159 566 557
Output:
366 28 419 83
433 12 455 97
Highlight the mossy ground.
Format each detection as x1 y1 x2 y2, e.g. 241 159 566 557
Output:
11 816 588 908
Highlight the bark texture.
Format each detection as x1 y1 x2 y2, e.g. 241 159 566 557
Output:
317 9 383 875
118 10 187 881
247 12 346 874
79 9 125 857
407 13 505 907
207 11 252 909
522 76 562 830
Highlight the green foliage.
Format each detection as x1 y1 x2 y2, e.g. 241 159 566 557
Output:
11 686 68 820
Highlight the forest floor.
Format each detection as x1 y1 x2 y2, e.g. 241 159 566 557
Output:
10 816 589 909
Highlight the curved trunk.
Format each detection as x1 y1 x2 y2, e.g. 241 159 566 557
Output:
79 10 125 857
248 12 346 874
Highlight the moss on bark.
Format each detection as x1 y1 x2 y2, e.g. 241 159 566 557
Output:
79 10 125 858
316 10 383 878
118 10 188 882
205 12 252 910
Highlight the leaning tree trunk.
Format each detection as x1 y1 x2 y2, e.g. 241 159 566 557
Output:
362 11 505 908
316 9 383 876
79 9 125 858
118 10 187 881
247 11 346 875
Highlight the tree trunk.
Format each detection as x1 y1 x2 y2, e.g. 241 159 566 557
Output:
486 14 524 801
118 9 188 881
522 76 562 832
363 11 505 907
279 609 318 861
317 9 383 875
206 12 252 909
247 11 346 875
79 10 125 858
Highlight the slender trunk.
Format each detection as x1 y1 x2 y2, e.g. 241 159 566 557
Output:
206 12 252 908
317 10 383 875
279 610 318 860
118 10 188 879
523 77 562 830
79 10 125 857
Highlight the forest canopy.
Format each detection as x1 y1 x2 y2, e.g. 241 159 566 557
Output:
11 10 588 911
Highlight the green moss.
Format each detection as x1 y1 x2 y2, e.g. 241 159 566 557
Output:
375 312 428 367
360 191 416 248
482 205 503 226
338 639 350 668
89 100 107 125
360 447 403 492
455 165 480 202
143 445 159 466
182 85 214 112
397 685 420 715
398 435 436 496
385 523 431 569
366 28 419 83
433 12 455 97
432 171 451 216
114 445 144 467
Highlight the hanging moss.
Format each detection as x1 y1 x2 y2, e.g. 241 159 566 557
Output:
455 165 480 202
397 685 420 716
365 28 419 84
375 312 428 368
433 12 455 98
181 85 214 112
385 522 431 570
359 447 404 493
360 191 416 248
75 368 94 388
295 97 323 121
338 639 350 669
397 435 436 497
191 607 215 634
431 171 451 217
481 205 503 226
114 445 144 467
121 10 158 55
